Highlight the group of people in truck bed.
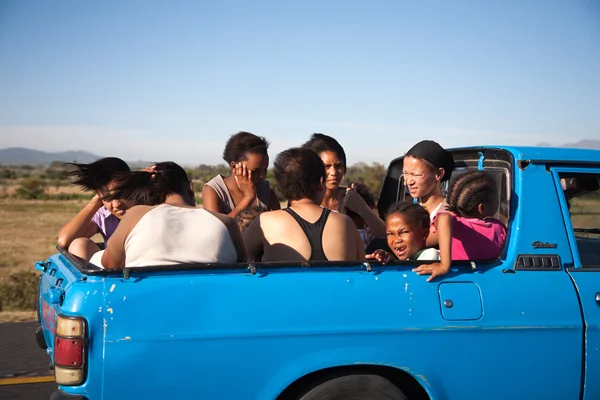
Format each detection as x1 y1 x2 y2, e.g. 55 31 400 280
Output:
56 133 507 281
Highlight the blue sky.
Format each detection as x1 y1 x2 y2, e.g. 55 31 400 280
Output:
1 0 599 166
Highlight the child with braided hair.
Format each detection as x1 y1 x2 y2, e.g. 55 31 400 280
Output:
413 170 507 281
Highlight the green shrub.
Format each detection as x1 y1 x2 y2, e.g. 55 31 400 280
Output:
15 177 47 199
45 193 91 201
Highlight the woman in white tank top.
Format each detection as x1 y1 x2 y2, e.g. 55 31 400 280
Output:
92 162 245 269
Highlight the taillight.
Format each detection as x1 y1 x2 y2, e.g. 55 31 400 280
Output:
54 315 86 385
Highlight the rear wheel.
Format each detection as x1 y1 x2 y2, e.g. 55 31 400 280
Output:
298 374 408 400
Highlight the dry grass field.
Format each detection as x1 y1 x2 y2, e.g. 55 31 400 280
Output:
569 197 600 229
0 199 90 281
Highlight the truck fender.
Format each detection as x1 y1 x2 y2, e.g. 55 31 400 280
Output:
257 346 446 400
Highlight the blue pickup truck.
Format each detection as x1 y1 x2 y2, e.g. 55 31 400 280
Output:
35 145 600 400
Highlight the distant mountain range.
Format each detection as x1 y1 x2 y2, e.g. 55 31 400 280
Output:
537 139 600 150
0 147 100 166
0 148 151 168
1 139 599 166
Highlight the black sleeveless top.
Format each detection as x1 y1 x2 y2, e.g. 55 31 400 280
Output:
283 207 331 262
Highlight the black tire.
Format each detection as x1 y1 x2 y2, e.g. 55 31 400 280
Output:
298 374 408 400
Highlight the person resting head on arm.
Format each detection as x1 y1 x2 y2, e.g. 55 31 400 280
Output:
202 131 280 218
366 202 439 264
57 157 131 260
93 161 245 269
243 147 365 263
412 170 507 281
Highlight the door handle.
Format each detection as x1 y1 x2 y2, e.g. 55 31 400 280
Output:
596 293 600 303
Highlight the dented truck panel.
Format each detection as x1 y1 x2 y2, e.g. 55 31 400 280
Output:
35 146 600 400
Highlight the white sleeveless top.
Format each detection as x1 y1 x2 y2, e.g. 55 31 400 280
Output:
124 204 238 267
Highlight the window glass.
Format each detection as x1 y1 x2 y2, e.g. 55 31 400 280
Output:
559 173 600 267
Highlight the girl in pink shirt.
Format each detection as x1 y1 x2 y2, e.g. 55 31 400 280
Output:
413 170 507 281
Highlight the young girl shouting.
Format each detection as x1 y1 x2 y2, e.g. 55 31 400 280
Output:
366 202 439 263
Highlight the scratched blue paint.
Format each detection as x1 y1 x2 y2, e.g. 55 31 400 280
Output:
34 146 600 400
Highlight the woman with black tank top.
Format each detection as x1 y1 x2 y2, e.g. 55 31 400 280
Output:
243 148 364 263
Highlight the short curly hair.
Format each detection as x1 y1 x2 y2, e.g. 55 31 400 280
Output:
274 148 326 201
222 132 270 164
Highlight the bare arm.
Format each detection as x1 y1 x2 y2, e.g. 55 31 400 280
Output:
57 195 102 248
101 206 149 269
435 213 452 269
426 228 439 248
357 206 386 238
352 221 367 260
343 189 386 237
242 216 265 262
201 185 223 213
202 181 256 219
413 213 452 281
101 222 128 269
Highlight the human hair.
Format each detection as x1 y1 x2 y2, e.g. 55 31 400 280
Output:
235 207 265 233
68 157 130 191
447 170 496 217
344 182 376 219
405 140 455 181
108 162 192 206
385 202 430 231
274 148 326 201
301 133 347 172
222 131 270 164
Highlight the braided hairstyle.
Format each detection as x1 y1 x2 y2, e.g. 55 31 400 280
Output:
447 170 497 217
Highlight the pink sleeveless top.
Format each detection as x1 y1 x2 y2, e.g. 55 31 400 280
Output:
447 214 507 261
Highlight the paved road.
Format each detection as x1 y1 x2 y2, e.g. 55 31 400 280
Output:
0 321 57 400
